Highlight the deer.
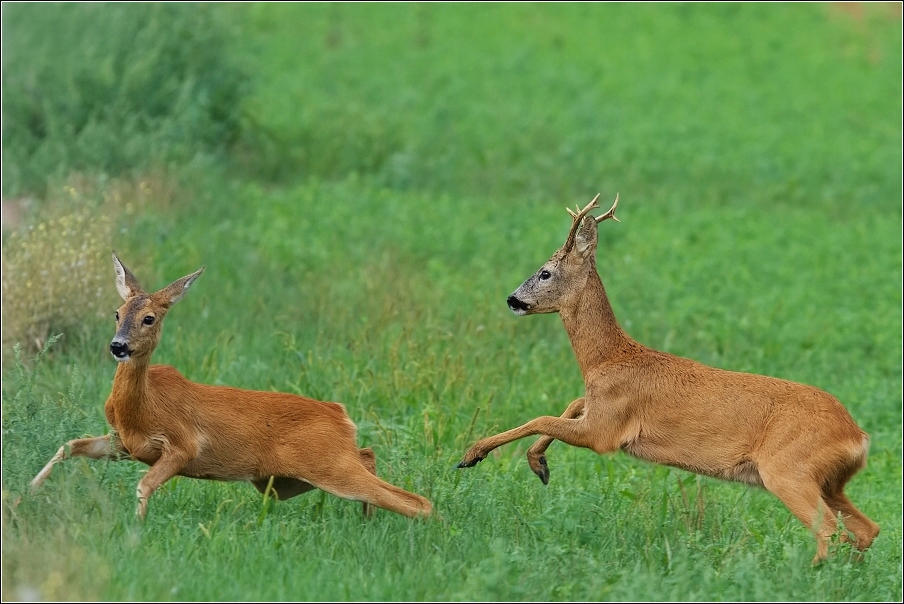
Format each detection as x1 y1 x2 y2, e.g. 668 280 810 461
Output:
457 194 879 563
30 251 433 520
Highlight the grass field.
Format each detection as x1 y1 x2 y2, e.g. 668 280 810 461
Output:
2 3 902 601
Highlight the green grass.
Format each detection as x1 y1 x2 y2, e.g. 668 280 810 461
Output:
2 3 902 601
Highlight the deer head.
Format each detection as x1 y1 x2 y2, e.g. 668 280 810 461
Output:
506 193 619 315
109 251 204 362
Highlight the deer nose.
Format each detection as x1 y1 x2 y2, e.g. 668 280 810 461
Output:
507 295 529 312
110 341 130 359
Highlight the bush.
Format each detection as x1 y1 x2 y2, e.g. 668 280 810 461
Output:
1 206 112 356
1 3 247 197
0 171 183 358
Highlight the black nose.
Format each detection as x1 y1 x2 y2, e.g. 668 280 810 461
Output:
110 341 129 358
507 295 529 312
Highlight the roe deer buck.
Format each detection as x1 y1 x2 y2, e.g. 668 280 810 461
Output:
458 194 878 562
30 251 432 520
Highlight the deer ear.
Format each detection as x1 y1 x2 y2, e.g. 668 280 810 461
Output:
112 251 144 300
159 266 205 307
573 216 598 260
158 266 204 307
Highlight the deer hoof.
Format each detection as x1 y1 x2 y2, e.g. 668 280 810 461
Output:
456 453 485 468
533 456 550 485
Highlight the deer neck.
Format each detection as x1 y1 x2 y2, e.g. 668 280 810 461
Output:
109 358 153 427
559 265 631 374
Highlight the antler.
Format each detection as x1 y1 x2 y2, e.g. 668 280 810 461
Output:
566 193 601 221
562 193 619 253
595 193 619 224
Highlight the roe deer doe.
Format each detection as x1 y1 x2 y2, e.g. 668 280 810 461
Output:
31 252 432 520
458 194 878 562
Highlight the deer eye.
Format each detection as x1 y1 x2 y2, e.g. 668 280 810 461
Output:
539 270 552 281
115 311 120 322
143 316 155 326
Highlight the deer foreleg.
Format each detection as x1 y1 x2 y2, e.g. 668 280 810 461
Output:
458 414 597 469
30 434 129 492
525 397 586 484
135 451 191 520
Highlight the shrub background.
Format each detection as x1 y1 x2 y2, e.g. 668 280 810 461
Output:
1 3 245 197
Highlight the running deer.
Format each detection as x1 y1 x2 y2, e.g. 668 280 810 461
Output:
30 252 432 520
458 194 878 562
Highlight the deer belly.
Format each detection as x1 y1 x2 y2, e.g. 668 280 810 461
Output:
177 456 259 482
622 437 763 486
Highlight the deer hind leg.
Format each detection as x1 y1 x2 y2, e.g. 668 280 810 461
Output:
760 471 837 564
30 435 129 492
818 446 879 553
252 448 378 517
357 447 378 518
299 452 432 519
822 490 880 553
525 398 585 485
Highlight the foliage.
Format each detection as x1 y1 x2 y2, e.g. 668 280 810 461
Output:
1 200 113 357
1 3 247 197
0 171 185 359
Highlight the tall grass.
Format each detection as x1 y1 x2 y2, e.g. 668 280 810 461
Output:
2 3 901 601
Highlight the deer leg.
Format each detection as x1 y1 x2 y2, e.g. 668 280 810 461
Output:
458 415 602 469
525 397 586 485
358 447 378 518
818 458 880 553
298 452 432 519
135 452 191 520
30 435 129 492
760 471 837 564
822 490 880 553
251 448 379 517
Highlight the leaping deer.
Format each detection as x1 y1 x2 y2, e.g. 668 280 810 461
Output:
30 252 432 520
458 194 878 562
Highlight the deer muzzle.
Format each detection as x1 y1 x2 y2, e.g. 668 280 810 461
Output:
507 294 530 315
110 340 132 361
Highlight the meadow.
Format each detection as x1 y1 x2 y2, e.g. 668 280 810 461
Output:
2 3 901 601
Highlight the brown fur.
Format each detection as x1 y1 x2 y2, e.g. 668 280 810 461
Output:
30 252 432 520
459 195 878 562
